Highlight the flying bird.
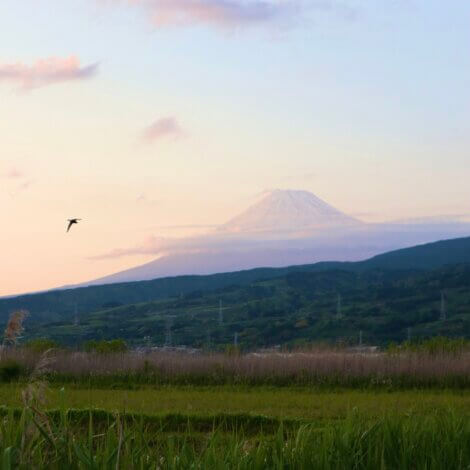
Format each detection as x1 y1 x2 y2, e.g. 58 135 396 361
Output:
66 218 81 233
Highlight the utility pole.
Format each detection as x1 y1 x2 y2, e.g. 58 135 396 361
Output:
440 291 447 321
336 293 342 319
165 317 173 346
143 335 152 349
74 302 79 326
218 300 223 326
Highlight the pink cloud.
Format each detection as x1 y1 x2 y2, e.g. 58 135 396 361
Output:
0 56 98 91
1 168 35 193
148 0 293 28
104 1 358 31
3 168 24 179
142 117 184 142
108 0 298 30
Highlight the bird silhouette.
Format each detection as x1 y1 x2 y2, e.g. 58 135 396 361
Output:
67 218 81 232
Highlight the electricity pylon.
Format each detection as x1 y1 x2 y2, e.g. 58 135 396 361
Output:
336 293 343 319
218 300 223 326
440 291 447 321
165 317 173 346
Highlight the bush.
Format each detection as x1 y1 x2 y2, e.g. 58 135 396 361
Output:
24 338 60 353
388 337 470 355
224 345 241 356
0 360 25 382
83 339 128 354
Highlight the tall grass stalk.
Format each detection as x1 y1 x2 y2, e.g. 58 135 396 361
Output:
1 349 468 388
0 408 468 469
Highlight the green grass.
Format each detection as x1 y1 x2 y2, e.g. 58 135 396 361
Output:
0 383 469 468
0 406 468 469
42 368 470 389
0 385 469 420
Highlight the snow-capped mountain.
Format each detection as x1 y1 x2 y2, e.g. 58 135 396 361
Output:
78 189 470 287
219 189 361 234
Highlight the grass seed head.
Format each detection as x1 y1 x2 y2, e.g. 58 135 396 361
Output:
3 310 28 346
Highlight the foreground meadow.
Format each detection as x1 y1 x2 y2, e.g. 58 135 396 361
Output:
0 384 469 420
0 406 469 469
0 349 469 468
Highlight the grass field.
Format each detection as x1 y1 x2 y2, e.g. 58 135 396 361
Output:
0 349 469 468
0 406 468 469
0 386 469 469
0 385 469 420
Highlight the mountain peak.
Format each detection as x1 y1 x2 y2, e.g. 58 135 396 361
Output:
219 189 362 234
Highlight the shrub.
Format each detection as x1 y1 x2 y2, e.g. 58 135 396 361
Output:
24 338 60 353
388 337 470 355
0 360 25 382
224 345 241 356
83 339 128 354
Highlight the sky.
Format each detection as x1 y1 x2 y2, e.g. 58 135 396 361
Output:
1 0 470 295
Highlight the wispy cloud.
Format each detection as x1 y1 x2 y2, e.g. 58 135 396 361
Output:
90 233 268 260
89 223 356 260
142 117 185 142
1 168 35 195
157 224 218 229
136 192 161 206
0 56 99 91
2 168 25 179
90 219 470 267
18 179 35 190
148 0 296 29
106 0 300 30
105 1 358 31
90 235 171 260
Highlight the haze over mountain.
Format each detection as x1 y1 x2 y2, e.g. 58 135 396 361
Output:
81 190 470 287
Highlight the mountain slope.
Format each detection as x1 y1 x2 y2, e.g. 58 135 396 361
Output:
86 190 470 286
219 189 362 233
87 189 365 285
88 221 470 286
361 236 470 270
27 262 470 347
2 236 470 326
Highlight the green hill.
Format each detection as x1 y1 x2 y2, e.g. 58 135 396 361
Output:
24 262 470 347
360 236 470 270
2 236 470 330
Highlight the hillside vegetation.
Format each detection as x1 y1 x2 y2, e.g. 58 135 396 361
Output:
2 236 470 326
23 263 470 347
1 237 470 347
